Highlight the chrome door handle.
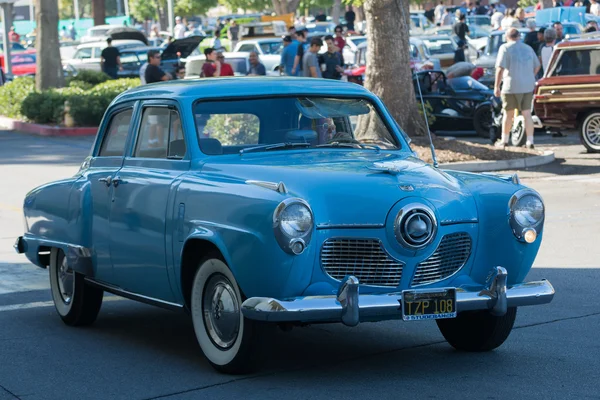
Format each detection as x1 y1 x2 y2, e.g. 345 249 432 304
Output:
98 176 112 187
550 90 561 95
112 176 125 187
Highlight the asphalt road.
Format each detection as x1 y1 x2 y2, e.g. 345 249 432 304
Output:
1 130 599 400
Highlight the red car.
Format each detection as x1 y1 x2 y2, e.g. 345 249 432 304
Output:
0 52 37 76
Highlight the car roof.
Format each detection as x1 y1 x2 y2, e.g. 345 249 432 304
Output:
490 28 529 36
114 77 372 103
77 39 145 48
237 38 282 44
556 37 600 48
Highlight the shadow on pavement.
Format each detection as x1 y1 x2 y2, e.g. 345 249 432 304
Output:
0 131 93 166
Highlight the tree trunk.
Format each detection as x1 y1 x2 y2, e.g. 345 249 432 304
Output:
271 0 284 15
541 0 553 9
362 0 426 137
92 0 105 26
356 5 365 22
35 0 63 90
331 0 341 24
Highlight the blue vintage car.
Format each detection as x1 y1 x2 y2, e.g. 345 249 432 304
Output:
15 78 554 374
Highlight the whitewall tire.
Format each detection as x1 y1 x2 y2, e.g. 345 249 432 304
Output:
191 256 262 374
580 111 600 153
49 248 103 326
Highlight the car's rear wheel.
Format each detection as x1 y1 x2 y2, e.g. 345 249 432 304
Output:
49 248 103 326
436 307 517 352
191 256 263 374
580 111 600 153
474 104 493 138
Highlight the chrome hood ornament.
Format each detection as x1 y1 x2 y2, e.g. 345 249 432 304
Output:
368 161 409 174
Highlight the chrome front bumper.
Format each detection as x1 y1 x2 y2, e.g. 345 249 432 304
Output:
241 267 555 327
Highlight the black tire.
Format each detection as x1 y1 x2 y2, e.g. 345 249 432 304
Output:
474 104 493 138
579 111 600 153
510 118 526 147
436 307 517 352
49 248 103 326
190 255 264 374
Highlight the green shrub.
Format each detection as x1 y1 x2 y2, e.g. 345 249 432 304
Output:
68 80 94 91
67 69 111 86
0 77 35 119
21 91 66 125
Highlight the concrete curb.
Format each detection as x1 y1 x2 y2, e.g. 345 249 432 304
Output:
0 116 97 137
439 150 556 172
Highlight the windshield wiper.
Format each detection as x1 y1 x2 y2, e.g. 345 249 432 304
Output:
240 142 312 154
316 141 381 151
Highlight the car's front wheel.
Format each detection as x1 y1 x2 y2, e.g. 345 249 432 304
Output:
474 104 493 138
49 248 103 326
580 111 600 153
436 307 517 352
191 256 262 374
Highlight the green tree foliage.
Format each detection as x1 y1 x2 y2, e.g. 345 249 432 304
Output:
517 0 538 7
219 0 272 12
205 114 260 146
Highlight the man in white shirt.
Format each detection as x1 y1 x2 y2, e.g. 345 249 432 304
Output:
174 16 185 39
434 1 445 25
591 0 600 16
491 9 504 29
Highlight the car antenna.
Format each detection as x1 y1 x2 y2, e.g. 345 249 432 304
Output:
396 1 439 169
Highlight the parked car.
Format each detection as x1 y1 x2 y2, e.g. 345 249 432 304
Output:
416 34 459 68
347 39 439 85
80 25 114 43
14 77 555 374
0 52 36 76
340 35 367 64
302 22 337 35
476 28 529 88
233 38 284 73
184 51 280 78
65 39 147 72
410 12 435 33
428 25 491 63
0 41 27 53
534 36 600 152
414 70 501 138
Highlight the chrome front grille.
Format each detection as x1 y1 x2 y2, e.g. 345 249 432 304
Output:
321 238 404 287
412 232 472 286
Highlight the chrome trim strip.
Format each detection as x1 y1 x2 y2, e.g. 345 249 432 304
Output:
246 180 288 194
439 218 478 226
316 223 385 230
84 278 184 311
241 269 555 326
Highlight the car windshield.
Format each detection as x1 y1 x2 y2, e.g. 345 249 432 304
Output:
259 41 283 55
467 15 491 26
89 28 110 37
193 96 401 155
12 54 36 65
422 38 456 54
307 24 333 33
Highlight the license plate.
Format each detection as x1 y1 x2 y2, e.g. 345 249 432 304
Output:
401 288 457 321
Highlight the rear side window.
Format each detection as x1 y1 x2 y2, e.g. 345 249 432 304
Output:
552 49 600 76
98 109 133 157
238 44 257 53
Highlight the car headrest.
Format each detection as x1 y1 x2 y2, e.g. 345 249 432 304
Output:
168 139 186 158
200 138 223 155
285 129 317 143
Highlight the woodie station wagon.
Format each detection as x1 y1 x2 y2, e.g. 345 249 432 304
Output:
15 78 555 373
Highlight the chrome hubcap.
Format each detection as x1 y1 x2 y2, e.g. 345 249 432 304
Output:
203 275 240 349
585 115 600 146
57 256 74 304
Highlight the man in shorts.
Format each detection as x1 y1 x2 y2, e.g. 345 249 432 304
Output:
494 28 540 149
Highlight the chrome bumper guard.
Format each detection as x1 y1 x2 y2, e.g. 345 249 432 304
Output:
241 267 555 327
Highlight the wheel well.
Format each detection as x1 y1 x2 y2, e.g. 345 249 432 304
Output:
576 109 600 128
180 239 223 310
38 246 52 267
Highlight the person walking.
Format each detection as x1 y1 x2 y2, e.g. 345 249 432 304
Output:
494 28 541 149
524 19 539 52
291 30 307 76
345 5 356 31
591 0 600 16
100 37 122 79
320 35 344 80
453 13 470 41
539 28 556 74
145 50 171 83
280 35 299 76
454 40 467 63
434 1 445 25
174 16 186 39
553 21 564 43
8 26 19 43
227 20 239 51
303 37 324 78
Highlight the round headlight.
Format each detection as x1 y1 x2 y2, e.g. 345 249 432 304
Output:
273 198 313 254
394 204 437 250
279 203 313 237
509 190 544 241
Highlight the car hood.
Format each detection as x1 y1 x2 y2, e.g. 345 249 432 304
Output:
162 36 204 59
476 54 496 69
201 151 478 225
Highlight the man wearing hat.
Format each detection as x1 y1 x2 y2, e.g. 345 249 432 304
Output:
100 37 122 79
174 16 186 39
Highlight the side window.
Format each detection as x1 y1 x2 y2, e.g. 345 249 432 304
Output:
238 44 256 53
135 107 187 159
98 109 133 157
197 113 259 147
75 48 92 59
92 47 102 58
553 49 600 76
120 52 140 65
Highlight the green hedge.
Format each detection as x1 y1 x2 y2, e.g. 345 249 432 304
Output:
0 77 140 127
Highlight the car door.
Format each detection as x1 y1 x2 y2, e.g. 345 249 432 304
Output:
82 106 135 284
108 102 189 303
118 51 141 78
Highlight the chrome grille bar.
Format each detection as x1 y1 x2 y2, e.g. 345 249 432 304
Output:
321 238 404 287
412 232 472 286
